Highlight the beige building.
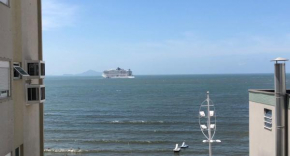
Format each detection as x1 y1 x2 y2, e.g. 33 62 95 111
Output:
249 58 290 156
249 89 290 156
0 0 45 156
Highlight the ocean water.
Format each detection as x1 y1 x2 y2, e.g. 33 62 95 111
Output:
44 74 290 156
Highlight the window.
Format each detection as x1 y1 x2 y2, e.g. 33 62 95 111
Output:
5 152 11 156
28 87 39 101
41 87 45 100
41 62 45 76
0 60 10 99
26 60 45 79
27 63 39 76
15 147 20 156
26 85 45 104
264 109 272 130
0 0 9 6
15 144 23 156
14 63 20 79
14 63 29 79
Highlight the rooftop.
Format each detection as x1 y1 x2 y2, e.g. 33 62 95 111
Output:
249 89 290 108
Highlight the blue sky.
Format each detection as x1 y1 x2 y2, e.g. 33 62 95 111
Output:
42 0 290 75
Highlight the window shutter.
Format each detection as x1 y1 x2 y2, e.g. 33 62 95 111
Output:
0 61 10 92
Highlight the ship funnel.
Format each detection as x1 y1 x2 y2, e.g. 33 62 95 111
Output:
272 57 288 156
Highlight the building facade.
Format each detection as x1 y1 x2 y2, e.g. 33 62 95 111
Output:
0 0 44 156
249 89 290 156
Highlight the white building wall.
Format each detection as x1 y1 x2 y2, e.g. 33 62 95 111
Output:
249 101 275 156
0 101 14 156
0 0 43 155
21 0 42 155
0 1 15 155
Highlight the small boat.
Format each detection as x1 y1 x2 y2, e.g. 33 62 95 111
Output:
180 142 189 148
173 144 181 152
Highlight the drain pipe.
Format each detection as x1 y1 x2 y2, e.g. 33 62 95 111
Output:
272 57 288 156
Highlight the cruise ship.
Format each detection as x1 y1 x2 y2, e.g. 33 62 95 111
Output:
102 67 135 78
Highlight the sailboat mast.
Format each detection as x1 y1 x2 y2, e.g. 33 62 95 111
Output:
207 91 212 156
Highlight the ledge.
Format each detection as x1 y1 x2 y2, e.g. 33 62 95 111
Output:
249 89 290 109
0 97 12 104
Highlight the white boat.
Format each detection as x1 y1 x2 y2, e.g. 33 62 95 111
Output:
102 67 135 78
180 142 189 148
173 144 181 152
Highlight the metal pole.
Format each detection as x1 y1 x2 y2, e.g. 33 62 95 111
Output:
274 63 287 156
207 91 212 156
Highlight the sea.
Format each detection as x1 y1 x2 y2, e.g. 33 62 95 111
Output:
44 74 290 156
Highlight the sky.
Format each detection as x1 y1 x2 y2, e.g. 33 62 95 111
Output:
42 0 290 75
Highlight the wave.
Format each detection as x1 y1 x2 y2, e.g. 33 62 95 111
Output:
44 112 197 118
110 120 165 124
44 128 200 135
44 148 85 153
44 148 171 153
45 120 194 125
45 139 173 144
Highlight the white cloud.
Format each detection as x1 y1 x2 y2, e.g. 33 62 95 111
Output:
42 0 77 30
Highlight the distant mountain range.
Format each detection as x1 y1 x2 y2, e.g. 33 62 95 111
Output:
63 70 102 76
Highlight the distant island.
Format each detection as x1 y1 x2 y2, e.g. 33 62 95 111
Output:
62 70 102 76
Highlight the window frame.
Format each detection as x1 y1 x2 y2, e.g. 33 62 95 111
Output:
14 62 29 79
0 0 10 7
5 152 12 156
13 62 21 80
15 147 20 156
25 60 45 79
0 59 12 101
26 84 45 104
264 108 272 131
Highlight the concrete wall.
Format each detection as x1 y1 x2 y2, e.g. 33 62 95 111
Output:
0 0 43 155
249 101 275 156
249 90 290 156
0 100 14 156
21 0 41 155
0 1 15 156
12 0 24 151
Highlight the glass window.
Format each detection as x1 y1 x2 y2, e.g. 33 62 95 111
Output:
41 87 45 100
15 67 29 76
28 88 39 101
0 60 10 99
15 147 20 156
41 63 45 76
14 67 20 79
265 109 272 117
0 0 9 6
27 86 45 103
14 63 29 79
264 109 272 130
27 63 39 76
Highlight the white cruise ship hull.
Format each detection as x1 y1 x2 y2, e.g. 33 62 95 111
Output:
102 67 135 79
102 74 135 79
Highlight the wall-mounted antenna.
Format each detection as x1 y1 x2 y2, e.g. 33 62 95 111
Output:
199 91 221 156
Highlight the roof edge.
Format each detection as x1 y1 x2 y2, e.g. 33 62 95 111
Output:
248 89 275 95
